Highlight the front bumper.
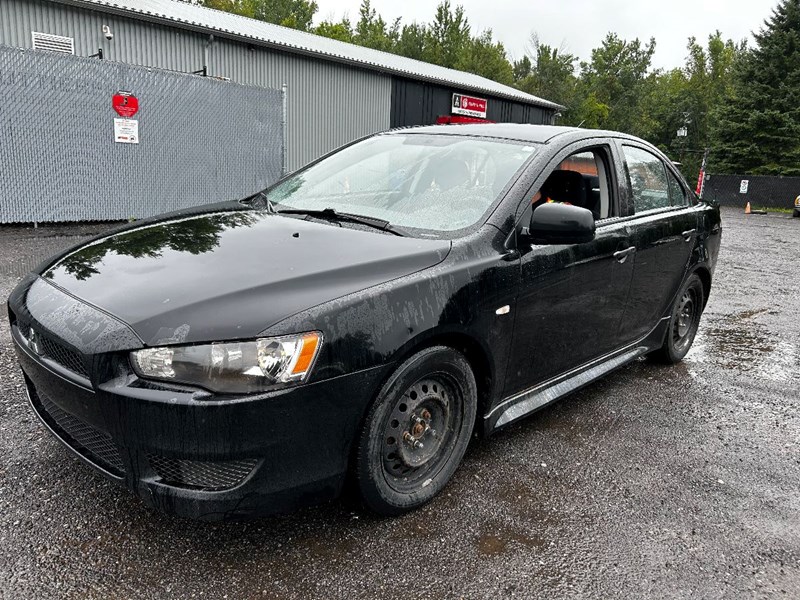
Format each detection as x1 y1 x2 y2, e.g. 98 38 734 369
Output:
11 318 390 521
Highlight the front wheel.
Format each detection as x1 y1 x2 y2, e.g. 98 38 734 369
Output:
650 273 705 364
355 346 477 516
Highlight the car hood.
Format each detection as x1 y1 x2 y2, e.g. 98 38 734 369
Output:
41 209 451 346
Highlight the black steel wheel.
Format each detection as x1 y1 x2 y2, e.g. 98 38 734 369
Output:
651 273 705 364
355 346 477 516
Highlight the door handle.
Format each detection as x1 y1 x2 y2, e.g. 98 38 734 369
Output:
682 229 696 241
613 247 636 263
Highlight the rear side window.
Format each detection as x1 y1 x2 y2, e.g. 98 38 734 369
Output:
667 170 689 207
622 145 669 213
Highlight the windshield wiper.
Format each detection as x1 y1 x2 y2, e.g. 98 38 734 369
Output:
239 191 276 213
276 207 408 236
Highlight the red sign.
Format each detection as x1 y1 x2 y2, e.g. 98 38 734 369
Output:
452 93 488 119
112 92 139 117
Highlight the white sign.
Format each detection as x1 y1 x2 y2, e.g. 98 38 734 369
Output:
739 179 749 194
451 93 488 119
114 118 139 144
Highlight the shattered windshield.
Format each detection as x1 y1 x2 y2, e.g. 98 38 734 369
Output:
267 134 537 233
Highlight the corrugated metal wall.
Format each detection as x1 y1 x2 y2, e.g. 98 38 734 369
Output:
1 0 391 171
210 39 390 170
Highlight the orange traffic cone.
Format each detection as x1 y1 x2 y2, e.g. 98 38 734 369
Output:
745 201 751 214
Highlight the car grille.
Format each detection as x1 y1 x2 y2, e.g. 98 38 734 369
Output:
29 384 125 475
147 454 257 491
17 321 90 379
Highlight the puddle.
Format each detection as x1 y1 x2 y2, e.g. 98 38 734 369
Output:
476 523 545 556
686 309 798 382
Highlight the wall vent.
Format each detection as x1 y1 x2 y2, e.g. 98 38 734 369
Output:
31 32 75 54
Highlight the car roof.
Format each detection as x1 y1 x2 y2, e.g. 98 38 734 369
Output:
391 123 632 145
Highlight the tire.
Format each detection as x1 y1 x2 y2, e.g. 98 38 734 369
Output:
793 209 800 218
650 273 705 364
355 346 477 516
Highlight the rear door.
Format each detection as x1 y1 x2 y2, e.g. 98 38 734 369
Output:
503 141 635 396
617 143 700 342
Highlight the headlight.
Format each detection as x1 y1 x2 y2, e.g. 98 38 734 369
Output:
130 332 322 394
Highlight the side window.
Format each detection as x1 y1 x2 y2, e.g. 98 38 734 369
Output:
622 145 669 213
532 148 613 220
667 170 688 207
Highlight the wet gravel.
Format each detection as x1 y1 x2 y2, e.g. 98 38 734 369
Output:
0 209 798 599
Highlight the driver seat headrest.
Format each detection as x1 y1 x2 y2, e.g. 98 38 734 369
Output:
540 170 587 206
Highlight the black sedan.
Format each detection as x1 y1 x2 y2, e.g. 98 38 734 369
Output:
8 124 721 520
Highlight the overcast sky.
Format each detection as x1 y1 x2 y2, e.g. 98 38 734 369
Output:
314 0 778 70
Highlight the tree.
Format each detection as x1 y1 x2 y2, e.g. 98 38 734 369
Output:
196 0 774 168
395 23 429 62
637 68 693 174
458 30 514 85
353 0 399 52
200 0 318 31
683 34 738 142
710 0 800 175
314 19 354 43
514 35 578 114
427 1 471 69
576 33 657 134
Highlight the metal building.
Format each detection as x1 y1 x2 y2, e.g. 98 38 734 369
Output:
1 0 561 171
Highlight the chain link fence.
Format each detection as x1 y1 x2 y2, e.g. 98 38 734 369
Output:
0 45 283 223
704 173 800 209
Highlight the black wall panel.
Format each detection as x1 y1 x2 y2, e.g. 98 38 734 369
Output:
704 173 800 208
390 77 555 128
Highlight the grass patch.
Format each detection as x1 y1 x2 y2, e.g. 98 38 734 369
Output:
754 206 793 214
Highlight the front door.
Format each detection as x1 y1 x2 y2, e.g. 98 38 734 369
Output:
503 144 635 397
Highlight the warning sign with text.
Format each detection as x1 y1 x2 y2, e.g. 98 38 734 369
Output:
114 118 139 144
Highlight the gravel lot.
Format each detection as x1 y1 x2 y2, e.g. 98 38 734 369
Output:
0 207 798 599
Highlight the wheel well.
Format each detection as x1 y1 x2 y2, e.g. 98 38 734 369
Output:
343 332 494 492
395 332 493 430
693 266 712 308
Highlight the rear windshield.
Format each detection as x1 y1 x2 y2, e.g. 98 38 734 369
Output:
268 134 537 233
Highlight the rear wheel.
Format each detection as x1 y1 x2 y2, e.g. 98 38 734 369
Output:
355 346 477 516
651 273 705 364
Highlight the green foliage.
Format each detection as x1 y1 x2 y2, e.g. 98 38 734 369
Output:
710 0 800 176
395 23 429 62
200 0 318 30
201 0 797 177
427 1 471 69
457 30 514 85
313 19 353 43
353 0 399 52
572 91 609 129
576 33 657 133
513 37 578 110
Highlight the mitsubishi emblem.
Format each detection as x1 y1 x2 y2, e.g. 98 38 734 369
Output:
26 327 42 355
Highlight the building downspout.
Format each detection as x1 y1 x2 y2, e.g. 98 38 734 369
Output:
281 83 288 175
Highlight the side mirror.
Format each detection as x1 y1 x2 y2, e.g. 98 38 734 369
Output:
527 203 595 245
